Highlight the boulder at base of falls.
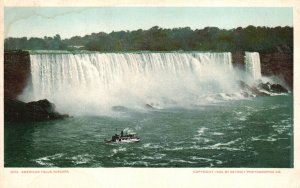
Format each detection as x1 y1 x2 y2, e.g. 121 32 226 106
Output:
145 104 155 109
238 80 270 97
238 80 289 98
270 84 289 93
4 99 69 122
257 82 289 93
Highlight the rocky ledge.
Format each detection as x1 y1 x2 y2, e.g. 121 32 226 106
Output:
4 50 31 99
232 51 293 90
238 80 289 97
5 99 69 122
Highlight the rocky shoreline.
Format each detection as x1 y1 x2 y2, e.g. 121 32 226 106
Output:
238 80 289 98
5 99 69 122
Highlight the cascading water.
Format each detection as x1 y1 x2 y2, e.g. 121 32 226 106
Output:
245 52 262 80
8 51 293 168
20 52 242 115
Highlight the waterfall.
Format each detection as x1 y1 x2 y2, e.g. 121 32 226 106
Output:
245 52 262 80
20 52 240 115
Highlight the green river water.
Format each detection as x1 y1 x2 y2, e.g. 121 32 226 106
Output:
5 95 293 167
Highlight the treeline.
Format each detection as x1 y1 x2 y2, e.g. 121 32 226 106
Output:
4 26 293 53
5 34 68 51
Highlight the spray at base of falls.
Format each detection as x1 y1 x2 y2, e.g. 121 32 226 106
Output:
19 52 258 115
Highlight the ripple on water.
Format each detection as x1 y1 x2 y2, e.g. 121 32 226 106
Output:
193 127 210 142
272 120 292 134
233 111 249 121
123 161 150 167
197 127 208 135
68 154 95 165
111 147 127 155
211 132 224 136
200 138 245 151
141 153 166 160
169 159 198 164
34 153 64 167
250 135 286 142
165 147 184 151
142 143 163 149
190 156 223 165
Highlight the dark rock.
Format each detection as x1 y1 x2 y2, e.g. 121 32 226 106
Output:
270 84 288 93
241 91 251 98
4 99 69 122
257 82 288 93
239 80 288 98
259 52 293 90
145 104 155 109
255 90 271 97
4 50 31 99
238 80 270 97
49 112 69 119
232 51 245 70
27 99 55 113
111 106 129 112
257 82 272 92
238 80 250 90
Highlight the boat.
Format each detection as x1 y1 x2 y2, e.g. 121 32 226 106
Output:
105 130 140 143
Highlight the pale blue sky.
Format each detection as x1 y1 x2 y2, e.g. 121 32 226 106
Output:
4 7 293 39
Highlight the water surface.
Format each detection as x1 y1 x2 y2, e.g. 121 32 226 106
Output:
5 95 293 167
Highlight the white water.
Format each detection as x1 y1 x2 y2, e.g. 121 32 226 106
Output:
245 52 262 80
20 52 244 115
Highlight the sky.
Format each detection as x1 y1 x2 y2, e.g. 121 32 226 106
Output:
4 7 293 39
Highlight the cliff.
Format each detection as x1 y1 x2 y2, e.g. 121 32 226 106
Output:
4 51 70 122
260 52 293 90
4 50 31 99
232 52 293 90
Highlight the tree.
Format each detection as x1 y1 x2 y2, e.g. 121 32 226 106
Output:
4 26 293 53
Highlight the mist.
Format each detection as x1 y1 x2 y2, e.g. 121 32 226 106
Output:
19 52 261 116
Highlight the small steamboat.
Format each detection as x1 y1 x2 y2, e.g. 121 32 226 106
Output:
105 130 140 143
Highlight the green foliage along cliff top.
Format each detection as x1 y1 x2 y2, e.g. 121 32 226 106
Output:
4 26 293 53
